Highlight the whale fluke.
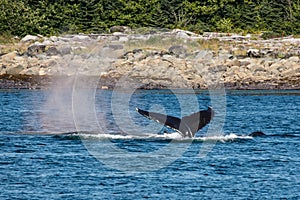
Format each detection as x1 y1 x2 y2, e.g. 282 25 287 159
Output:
136 107 214 138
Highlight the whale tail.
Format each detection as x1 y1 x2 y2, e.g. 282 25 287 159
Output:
136 107 214 138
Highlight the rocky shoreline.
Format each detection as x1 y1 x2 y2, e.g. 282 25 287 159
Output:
1 29 300 90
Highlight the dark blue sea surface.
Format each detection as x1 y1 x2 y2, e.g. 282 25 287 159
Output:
0 89 299 199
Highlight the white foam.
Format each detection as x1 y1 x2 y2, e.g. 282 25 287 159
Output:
194 133 253 142
75 132 252 142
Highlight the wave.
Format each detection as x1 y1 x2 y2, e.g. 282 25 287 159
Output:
5 130 299 142
55 131 253 142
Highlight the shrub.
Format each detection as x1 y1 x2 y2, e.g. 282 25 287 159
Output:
261 31 283 39
216 18 233 33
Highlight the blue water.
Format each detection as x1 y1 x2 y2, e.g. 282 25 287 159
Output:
0 89 299 199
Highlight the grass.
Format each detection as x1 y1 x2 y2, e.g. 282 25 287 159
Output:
197 38 222 51
293 34 300 38
123 34 238 55
0 34 15 44
123 35 266 58
124 35 202 53
0 34 31 55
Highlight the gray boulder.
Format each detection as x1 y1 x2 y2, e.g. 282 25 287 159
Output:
46 46 60 56
27 43 46 56
110 26 131 33
73 35 91 41
286 46 300 57
168 45 187 58
58 46 72 55
247 49 260 58
21 35 39 43
6 64 25 75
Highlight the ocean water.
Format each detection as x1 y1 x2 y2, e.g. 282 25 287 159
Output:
0 89 299 199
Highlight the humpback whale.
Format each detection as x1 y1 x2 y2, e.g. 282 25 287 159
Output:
248 131 266 137
136 107 214 138
136 107 266 138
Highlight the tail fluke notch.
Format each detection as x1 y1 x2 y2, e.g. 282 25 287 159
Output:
136 107 214 138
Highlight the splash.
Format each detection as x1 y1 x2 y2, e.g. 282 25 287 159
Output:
40 41 123 134
40 76 76 133
62 131 252 143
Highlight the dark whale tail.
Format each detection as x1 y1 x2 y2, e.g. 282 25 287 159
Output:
136 107 214 138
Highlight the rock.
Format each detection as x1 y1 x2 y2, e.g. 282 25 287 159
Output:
119 36 129 42
106 44 124 50
171 29 199 37
230 34 251 40
277 66 287 72
1 51 18 61
27 56 39 66
73 35 91 41
39 68 47 75
49 36 59 42
112 32 124 36
110 26 131 33
42 39 54 46
132 51 146 61
288 56 300 62
129 34 150 41
21 35 39 43
270 62 282 71
58 46 72 55
141 82 168 89
0 67 5 75
168 45 187 58
227 59 241 67
240 59 251 67
19 67 40 75
46 46 60 56
281 62 300 76
6 64 25 75
208 65 227 73
176 31 189 39
287 46 300 57
247 49 260 58
27 42 46 56
253 66 266 73
260 48 277 58
57 36 71 42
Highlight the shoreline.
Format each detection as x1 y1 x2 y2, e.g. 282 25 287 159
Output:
1 30 300 90
0 74 299 90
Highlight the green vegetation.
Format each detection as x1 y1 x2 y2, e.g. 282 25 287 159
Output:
1 0 300 37
125 35 203 53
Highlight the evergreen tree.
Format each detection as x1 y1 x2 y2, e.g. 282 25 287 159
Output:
1 0 300 37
